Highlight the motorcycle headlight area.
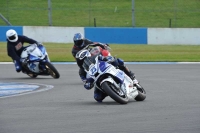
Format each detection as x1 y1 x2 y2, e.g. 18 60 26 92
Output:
29 54 44 61
83 57 96 71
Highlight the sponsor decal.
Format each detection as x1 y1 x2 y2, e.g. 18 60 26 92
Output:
15 42 22 50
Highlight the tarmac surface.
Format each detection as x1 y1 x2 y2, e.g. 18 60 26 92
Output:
0 63 200 133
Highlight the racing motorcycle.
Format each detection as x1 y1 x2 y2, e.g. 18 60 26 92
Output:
76 46 146 104
20 43 60 79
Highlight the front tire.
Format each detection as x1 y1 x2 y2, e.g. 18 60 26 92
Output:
101 81 129 104
45 62 60 79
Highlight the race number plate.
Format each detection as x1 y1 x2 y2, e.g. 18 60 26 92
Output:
89 65 97 76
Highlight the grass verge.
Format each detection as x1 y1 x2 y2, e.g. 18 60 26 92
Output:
0 42 200 62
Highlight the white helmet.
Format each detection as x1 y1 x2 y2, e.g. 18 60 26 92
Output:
6 29 18 42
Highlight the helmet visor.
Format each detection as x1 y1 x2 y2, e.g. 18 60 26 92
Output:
8 35 16 41
74 40 83 46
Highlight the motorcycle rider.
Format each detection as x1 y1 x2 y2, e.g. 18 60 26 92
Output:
6 29 42 73
72 33 109 82
72 33 134 83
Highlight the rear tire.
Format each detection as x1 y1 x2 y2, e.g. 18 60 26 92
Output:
101 81 129 104
45 62 60 79
135 84 146 101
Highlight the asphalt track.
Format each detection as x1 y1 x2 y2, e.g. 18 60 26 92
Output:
0 63 200 133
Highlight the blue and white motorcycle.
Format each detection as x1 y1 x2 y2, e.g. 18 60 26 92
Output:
20 44 60 79
76 48 146 104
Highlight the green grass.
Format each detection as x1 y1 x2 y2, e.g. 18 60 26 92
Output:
1 42 200 62
0 0 200 27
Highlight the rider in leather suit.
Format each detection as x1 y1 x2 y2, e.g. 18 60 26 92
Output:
6 29 42 73
72 33 135 102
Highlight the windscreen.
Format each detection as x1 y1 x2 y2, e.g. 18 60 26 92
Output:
90 47 101 56
82 55 97 71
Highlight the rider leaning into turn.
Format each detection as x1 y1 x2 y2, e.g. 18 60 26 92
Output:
72 33 135 103
6 29 42 73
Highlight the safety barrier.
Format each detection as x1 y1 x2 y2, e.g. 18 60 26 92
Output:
85 27 147 44
0 26 199 45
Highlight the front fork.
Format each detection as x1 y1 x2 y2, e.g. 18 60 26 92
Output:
39 61 48 72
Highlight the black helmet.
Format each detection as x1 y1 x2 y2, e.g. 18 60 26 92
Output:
73 33 84 46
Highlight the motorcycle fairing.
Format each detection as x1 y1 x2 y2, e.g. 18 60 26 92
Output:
115 70 125 83
86 58 124 85
21 44 37 59
27 62 40 73
88 64 98 76
29 47 45 60
21 44 45 61
99 61 110 72
29 54 41 62
86 56 128 86
38 45 46 55
21 44 48 74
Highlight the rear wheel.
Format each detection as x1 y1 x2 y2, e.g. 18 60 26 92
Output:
101 81 129 104
135 83 146 101
45 62 60 79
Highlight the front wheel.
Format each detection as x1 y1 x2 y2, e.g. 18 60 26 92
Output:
45 62 60 79
101 81 129 104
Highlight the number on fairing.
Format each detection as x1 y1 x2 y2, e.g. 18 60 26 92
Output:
90 66 97 75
